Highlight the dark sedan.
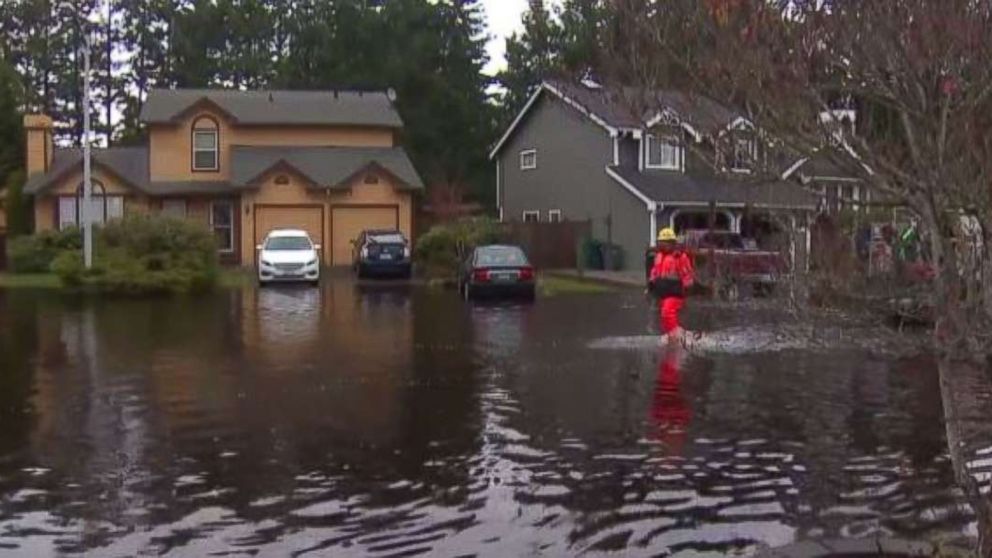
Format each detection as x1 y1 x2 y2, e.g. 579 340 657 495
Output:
459 245 536 301
353 230 413 279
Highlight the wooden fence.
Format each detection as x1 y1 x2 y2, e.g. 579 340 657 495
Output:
501 220 591 269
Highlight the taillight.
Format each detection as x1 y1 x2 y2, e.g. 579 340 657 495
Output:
403 245 411 259
472 269 490 283
519 267 535 281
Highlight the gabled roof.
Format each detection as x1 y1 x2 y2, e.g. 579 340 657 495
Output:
24 145 424 196
24 147 150 194
230 146 423 190
490 79 744 159
606 165 819 210
140 89 404 128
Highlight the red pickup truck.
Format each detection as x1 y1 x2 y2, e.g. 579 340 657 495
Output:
645 230 789 299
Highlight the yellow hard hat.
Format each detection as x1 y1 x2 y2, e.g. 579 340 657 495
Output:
658 227 677 242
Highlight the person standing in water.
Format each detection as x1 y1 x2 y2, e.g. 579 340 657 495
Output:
649 228 695 344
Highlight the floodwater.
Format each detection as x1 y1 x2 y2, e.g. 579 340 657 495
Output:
0 282 977 557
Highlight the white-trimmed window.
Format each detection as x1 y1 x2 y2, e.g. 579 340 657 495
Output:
548 209 562 223
645 134 682 170
730 137 757 172
162 199 188 218
210 201 234 252
522 210 540 223
57 182 124 230
520 149 537 170
192 116 219 171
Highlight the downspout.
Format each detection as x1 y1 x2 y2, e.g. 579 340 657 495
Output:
496 158 502 221
650 202 661 244
612 132 619 166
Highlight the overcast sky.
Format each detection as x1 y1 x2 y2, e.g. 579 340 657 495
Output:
481 0 539 76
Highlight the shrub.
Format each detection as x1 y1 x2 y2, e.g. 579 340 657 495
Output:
50 251 84 287
415 218 508 279
47 216 219 294
7 228 82 273
415 226 460 279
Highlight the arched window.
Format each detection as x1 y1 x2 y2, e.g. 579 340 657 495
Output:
57 181 124 230
191 116 219 171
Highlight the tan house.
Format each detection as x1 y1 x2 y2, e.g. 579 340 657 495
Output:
22 89 423 266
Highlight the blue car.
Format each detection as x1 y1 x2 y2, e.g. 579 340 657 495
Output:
353 229 413 279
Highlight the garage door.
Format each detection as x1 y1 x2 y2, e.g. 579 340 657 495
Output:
254 205 324 264
331 206 399 265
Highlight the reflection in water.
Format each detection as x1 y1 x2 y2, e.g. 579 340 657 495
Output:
0 288 978 556
651 345 691 456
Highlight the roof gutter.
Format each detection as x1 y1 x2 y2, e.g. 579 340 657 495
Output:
605 165 656 211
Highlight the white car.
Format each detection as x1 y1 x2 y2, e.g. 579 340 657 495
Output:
257 229 321 286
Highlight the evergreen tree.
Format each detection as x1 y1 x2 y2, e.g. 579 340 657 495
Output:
0 58 28 235
497 0 607 123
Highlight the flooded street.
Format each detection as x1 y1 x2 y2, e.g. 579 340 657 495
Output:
0 282 977 556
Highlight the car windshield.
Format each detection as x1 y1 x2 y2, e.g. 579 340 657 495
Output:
369 233 406 244
265 236 312 251
701 233 745 249
476 247 528 266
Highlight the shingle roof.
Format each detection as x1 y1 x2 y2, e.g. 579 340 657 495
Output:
140 89 404 128
24 147 149 194
230 146 423 189
545 79 743 135
608 165 819 209
24 144 424 196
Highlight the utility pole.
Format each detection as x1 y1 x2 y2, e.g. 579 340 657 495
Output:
82 33 93 269
62 1 94 269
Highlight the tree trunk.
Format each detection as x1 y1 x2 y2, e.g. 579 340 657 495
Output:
938 358 992 557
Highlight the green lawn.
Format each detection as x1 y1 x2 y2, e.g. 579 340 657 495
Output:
219 269 255 289
0 273 63 289
539 274 615 297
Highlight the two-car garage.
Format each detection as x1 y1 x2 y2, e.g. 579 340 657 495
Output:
253 203 400 266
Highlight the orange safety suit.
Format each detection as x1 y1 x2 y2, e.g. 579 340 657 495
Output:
649 248 695 334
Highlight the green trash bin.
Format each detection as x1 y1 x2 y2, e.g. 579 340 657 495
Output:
579 237 604 270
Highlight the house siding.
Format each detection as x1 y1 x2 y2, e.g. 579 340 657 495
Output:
499 95 650 270
148 107 395 183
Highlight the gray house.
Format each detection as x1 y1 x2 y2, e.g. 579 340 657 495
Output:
491 79 821 270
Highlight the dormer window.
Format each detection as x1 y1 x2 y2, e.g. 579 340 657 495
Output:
645 134 683 171
730 137 756 172
192 116 219 172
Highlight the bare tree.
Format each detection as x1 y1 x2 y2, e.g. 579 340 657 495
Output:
605 0 992 350
603 0 992 551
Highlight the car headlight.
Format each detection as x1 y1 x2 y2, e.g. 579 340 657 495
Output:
261 260 273 267
403 246 411 259
307 259 318 267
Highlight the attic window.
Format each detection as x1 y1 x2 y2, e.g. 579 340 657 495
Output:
364 174 379 184
274 175 290 185
730 138 756 172
192 116 219 171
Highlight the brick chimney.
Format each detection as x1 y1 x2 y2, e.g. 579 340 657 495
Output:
24 114 54 176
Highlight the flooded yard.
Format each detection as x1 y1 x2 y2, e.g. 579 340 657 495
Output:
0 282 977 556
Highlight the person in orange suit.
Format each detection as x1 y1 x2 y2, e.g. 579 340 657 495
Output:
649 227 695 345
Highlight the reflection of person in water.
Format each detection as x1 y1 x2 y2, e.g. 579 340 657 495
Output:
650 345 691 455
